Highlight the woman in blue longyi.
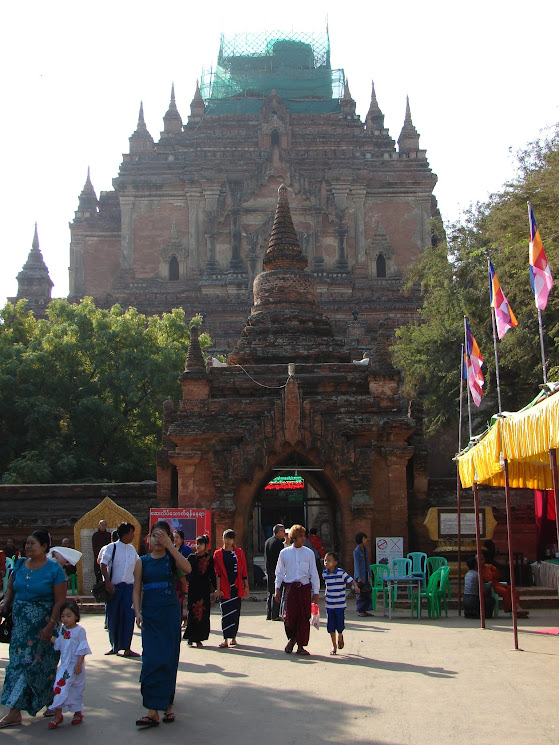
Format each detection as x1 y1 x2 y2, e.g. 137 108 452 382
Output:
0 530 67 728
132 520 192 728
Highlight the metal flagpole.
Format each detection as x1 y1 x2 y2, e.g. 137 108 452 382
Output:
464 315 485 629
548 450 559 556
457 345 465 616
538 309 548 384
503 459 520 650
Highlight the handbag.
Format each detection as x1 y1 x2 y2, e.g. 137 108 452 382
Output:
91 543 116 603
0 611 13 643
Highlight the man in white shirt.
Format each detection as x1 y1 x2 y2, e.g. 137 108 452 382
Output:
274 524 320 656
101 522 139 657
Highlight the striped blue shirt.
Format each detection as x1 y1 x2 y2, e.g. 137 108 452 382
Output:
322 567 353 609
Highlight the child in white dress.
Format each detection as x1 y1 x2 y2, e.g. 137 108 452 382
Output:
48 601 91 729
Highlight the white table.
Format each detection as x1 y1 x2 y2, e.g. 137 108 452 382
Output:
383 575 423 619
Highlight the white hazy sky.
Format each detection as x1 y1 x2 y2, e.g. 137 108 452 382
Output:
1 0 557 307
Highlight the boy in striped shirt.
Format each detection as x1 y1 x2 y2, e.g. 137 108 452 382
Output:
322 552 359 655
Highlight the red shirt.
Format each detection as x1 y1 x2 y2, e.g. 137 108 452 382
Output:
308 534 325 559
213 547 248 600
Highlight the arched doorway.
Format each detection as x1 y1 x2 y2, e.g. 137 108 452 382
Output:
240 451 343 580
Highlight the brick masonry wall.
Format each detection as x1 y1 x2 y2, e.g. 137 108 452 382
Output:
0 482 157 546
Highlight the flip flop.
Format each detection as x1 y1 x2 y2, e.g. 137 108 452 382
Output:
284 639 296 654
296 648 311 656
330 649 337 655
123 650 141 658
338 636 345 650
162 713 175 723
0 720 22 729
104 649 118 655
135 716 159 728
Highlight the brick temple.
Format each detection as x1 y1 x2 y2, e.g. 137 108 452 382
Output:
157 184 423 570
14 30 437 359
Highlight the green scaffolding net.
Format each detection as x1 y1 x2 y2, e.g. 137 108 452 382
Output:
200 30 345 115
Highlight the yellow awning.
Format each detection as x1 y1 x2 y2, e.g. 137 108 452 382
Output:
457 389 559 489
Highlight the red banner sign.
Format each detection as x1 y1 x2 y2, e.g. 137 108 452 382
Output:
149 508 211 550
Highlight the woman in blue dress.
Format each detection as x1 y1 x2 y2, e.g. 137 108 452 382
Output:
0 530 67 728
132 521 192 728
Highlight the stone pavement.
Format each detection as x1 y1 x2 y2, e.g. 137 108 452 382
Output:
1 601 557 745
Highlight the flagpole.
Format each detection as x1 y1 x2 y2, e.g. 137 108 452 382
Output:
457 345 464 616
538 309 548 384
464 315 486 629
503 459 520 650
489 259 504 414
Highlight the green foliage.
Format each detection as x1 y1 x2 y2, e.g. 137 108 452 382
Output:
0 298 210 483
393 127 559 438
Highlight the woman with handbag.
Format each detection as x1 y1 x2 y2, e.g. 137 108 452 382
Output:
353 532 373 617
0 530 67 728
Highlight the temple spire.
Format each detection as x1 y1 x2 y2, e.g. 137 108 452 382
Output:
341 76 356 116
16 223 54 302
163 83 183 134
398 95 420 154
262 185 307 272
184 324 206 373
365 80 385 131
75 167 98 218
188 79 205 125
129 100 155 154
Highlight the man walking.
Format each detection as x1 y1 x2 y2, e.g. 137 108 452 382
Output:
101 522 140 657
274 524 319 656
264 524 285 620
92 520 111 584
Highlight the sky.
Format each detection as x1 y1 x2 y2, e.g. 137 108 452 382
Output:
1 0 557 307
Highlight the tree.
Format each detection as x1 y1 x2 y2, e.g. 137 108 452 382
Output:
392 126 559 439
0 298 210 483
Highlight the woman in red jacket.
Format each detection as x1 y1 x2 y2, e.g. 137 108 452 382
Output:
213 530 249 648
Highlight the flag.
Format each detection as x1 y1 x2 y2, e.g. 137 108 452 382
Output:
488 260 518 339
465 321 484 388
466 355 483 407
529 204 553 310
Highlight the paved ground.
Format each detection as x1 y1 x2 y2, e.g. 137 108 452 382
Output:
1 601 557 745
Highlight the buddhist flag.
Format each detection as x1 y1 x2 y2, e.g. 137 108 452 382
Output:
488 260 518 339
465 321 484 406
529 204 553 310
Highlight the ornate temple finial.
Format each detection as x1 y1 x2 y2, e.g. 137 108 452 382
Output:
16 223 54 300
163 83 183 134
398 95 420 154
262 185 307 271
365 80 385 131
344 78 352 100
188 80 205 125
76 167 98 216
341 77 356 116
130 100 155 153
184 324 206 373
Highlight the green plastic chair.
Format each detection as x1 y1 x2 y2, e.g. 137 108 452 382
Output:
407 552 427 582
425 556 448 579
434 566 450 617
370 563 392 612
411 567 443 618
3 557 14 594
391 558 412 601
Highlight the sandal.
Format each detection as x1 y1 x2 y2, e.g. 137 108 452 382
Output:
48 714 64 729
135 716 159 728
284 639 296 654
72 713 83 726
196 642 203 648
218 641 229 648
162 712 175 723
296 647 311 656
0 719 22 729
330 649 337 655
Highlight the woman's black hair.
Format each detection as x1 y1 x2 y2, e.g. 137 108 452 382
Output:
117 522 135 539
196 534 210 545
31 529 51 551
60 600 81 622
355 532 367 545
152 520 177 574
174 529 185 542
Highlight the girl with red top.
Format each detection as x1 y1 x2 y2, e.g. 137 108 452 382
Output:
213 530 249 648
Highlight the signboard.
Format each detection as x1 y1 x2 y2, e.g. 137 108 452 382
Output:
438 509 485 538
265 476 304 490
149 508 211 550
376 537 404 566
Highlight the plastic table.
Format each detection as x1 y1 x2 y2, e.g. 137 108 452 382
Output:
383 575 423 620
